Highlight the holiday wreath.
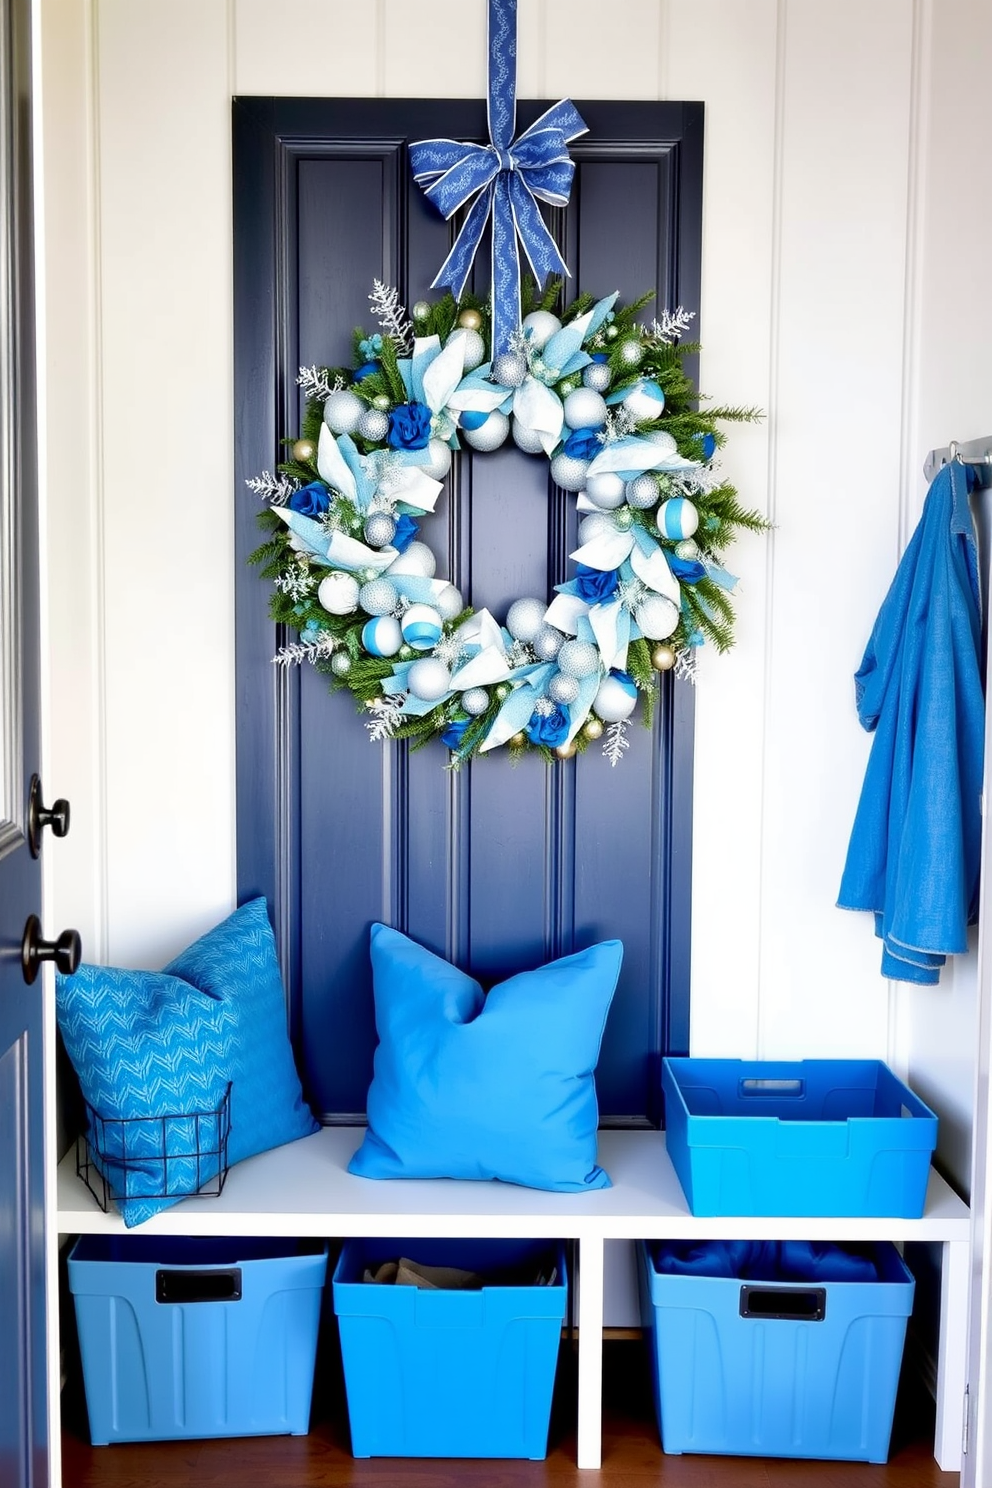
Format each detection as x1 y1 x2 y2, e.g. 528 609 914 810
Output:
248 278 763 765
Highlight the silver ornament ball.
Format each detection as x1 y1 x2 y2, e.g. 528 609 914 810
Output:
435 583 464 621
582 362 612 393
356 408 390 443
388 541 437 578
491 351 528 388
363 512 397 549
618 338 645 367
358 577 399 616
584 471 626 510
550 453 590 492
674 538 700 560
563 387 608 430
323 389 365 436
330 651 352 676
505 597 546 643
645 429 679 453
512 420 546 454
532 624 565 662
578 512 617 544
625 474 660 509
372 394 391 411
461 687 490 716
406 658 452 703
412 300 431 322
548 672 580 706
521 310 561 350
446 327 486 371
636 593 680 640
557 639 600 679
418 438 453 481
462 410 510 452
558 380 576 397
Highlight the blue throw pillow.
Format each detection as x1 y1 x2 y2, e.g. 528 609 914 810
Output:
348 924 622 1191
56 898 318 1226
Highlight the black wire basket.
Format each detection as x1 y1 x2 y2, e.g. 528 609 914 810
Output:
76 1083 233 1214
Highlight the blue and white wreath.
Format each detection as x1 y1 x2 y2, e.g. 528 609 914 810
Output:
248 278 763 765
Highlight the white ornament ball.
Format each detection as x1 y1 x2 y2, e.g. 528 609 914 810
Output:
419 438 453 481
548 672 580 706
356 408 390 443
461 687 490 716
401 604 443 651
446 327 486 371
491 351 528 388
317 571 360 615
388 541 437 578
550 453 590 492
645 429 679 454
674 538 700 560
563 387 608 430
521 310 561 350
512 420 546 454
625 474 660 510
462 410 510 452
361 615 402 657
557 639 599 679
358 577 399 616
584 471 626 510
636 593 680 640
657 497 699 541
406 657 452 702
533 624 564 662
505 597 546 642
593 672 638 723
323 390 364 435
582 361 612 393
618 338 645 367
578 512 617 544
363 513 397 548
622 379 666 423
435 584 464 620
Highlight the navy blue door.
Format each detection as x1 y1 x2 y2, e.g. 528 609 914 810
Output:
233 99 702 1124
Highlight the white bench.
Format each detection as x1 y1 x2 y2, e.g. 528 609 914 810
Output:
56 1126 971 1472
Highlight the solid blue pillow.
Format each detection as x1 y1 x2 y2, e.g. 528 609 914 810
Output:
56 898 318 1226
348 924 622 1191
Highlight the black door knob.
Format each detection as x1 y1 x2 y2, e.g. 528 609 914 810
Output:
21 914 82 984
27 774 71 858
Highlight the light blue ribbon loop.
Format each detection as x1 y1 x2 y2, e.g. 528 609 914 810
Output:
409 0 586 356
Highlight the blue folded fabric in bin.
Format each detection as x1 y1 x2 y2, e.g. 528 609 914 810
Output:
652 1239 878 1283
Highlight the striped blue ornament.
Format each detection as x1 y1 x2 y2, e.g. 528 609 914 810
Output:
362 616 403 657
657 497 699 541
401 604 443 651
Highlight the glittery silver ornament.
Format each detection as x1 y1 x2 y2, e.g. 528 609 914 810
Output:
563 387 607 430
624 474 660 509
521 310 561 349
330 651 352 676
618 338 644 367
645 429 678 453
317 571 360 615
584 471 626 510
356 408 390 443
532 624 564 662
419 438 453 481
372 394 391 411
446 327 486 371
550 453 590 492
578 512 617 545
506 597 546 642
512 421 546 454
674 538 700 560
636 593 680 639
557 640 599 679
582 362 612 393
491 352 528 388
435 583 464 620
323 389 364 435
605 324 618 341
558 380 576 396
463 410 510 452
406 657 452 702
412 300 431 321
358 577 399 616
363 512 397 549
388 541 436 578
548 672 580 706
461 687 490 716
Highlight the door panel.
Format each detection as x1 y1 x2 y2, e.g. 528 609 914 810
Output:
234 98 701 1124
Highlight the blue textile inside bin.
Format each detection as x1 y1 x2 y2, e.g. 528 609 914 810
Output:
651 1239 878 1283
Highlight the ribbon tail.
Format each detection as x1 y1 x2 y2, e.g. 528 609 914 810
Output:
508 174 570 284
431 186 495 302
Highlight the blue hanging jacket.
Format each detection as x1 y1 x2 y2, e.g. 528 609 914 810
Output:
837 460 985 984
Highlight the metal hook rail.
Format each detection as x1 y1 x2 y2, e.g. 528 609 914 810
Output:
924 436 992 488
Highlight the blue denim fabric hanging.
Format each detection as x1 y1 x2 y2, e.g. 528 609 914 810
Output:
838 460 985 983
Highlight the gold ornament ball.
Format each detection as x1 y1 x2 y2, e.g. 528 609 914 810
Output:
458 308 483 332
651 644 677 671
583 718 604 740
555 741 577 760
292 438 316 463
510 731 527 748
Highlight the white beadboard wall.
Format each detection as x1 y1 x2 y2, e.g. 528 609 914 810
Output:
37 0 992 1199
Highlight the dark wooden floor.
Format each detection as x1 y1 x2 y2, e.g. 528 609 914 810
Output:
61 1340 958 1488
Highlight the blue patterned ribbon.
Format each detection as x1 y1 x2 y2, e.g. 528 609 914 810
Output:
409 0 586 356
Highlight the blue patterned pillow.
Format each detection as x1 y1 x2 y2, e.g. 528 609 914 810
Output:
349 924 622 1191
56 898 318 1225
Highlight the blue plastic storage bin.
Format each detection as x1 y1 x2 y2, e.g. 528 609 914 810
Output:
638 1239 915 1462
332 1237 567 1459
662 1058 938 1217
67 1235 328 1444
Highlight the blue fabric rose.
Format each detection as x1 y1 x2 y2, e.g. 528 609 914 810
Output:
392 514 419 553
388 401 433 451
562 428 602 460
574 564 620 604
526 704 570 748
353 361 381 382
288 479 331 517
667 556 707 584
441 717 471 751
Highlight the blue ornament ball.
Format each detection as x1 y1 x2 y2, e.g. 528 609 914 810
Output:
358 577 398 616
401 604 443 651
622 379 666 422
657 497 699 541
557 639 599 679
506 597 546 642
406 657 452 702
362 615 403 657
461 687 490 716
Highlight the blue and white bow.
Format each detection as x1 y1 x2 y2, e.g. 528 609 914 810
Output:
409 0 586 358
